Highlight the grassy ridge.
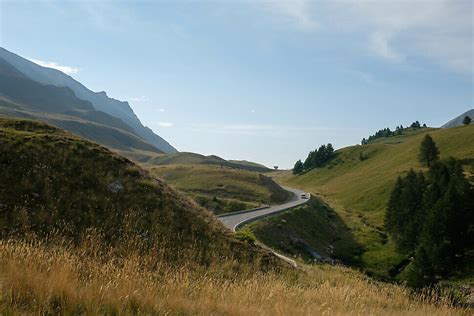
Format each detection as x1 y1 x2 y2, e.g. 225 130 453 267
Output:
149 164 290 214
276 126 474 277
145 152 271 173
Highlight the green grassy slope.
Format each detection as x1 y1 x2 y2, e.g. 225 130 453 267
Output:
228 159 270 170
146 152 271 173
149 164 290 215
277 126 474 277
0 118 281 269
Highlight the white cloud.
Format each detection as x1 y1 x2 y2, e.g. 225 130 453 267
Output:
369 31 403 62
27 58 80 75
342 0 473 73
259 0 473 74
157 122 174 127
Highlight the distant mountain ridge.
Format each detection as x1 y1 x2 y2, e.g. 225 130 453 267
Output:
0 47 177 153
0 58 163 154
442 109 473 128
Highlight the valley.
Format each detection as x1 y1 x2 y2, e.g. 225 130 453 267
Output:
0 31 472 314
1 118 471 314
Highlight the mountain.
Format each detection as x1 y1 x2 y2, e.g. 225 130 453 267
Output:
0 57 164 154
0 47 177 153
442 109 473 128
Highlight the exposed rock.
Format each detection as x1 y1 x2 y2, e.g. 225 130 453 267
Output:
109 180 124 193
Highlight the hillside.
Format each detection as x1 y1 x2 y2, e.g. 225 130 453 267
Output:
248 198 361 265
149 164 290 214
442 109 474 128
276 125 474 278
145 152 271 172
0 47 176 153
0 118 277 267
0 118 469 314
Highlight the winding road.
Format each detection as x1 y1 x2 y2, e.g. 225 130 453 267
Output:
217 186 310 267
217 186 310 232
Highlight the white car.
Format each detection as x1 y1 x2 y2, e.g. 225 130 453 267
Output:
301 193 308 199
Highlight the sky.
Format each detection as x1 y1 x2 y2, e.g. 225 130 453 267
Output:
1 0 472 168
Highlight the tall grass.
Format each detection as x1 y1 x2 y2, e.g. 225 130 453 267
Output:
0 236 468 315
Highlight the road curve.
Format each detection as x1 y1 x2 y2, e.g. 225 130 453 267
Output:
217 186 310 232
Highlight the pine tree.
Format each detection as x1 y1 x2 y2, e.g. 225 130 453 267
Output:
326 143 334 155
463 116 472 125
303 151 314 170
418 134 439 167
293 160 304 175
407 245 435 288
385 170 426 253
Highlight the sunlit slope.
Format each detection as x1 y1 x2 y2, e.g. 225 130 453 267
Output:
278 125 474 276
146 152 271 173
149 164 290 214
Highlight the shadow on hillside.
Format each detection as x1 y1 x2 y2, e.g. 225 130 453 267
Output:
248 197 363 267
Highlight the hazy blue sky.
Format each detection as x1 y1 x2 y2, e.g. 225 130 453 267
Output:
1 0 472 168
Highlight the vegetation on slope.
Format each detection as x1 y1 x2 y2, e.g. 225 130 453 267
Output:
361 121 426 145
278 125 474 278
0 118 469 314
385 158 473 288
0 118 278 268
248 198 361 265
148 164 290 214
3 238 469 315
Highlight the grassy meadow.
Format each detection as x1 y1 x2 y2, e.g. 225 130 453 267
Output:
273 125 474 278
1 236 469 315
148 164 290 214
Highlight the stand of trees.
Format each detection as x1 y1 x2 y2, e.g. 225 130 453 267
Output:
385 136 474 288
293 143 334 175
362 121 427 145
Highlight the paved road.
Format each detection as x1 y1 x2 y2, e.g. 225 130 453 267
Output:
217 186 310 232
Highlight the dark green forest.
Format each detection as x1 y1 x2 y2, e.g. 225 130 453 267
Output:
385 136 474 288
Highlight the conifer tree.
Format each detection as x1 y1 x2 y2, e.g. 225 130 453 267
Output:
293 160 304 175
418 134 439 167
463 116 472 125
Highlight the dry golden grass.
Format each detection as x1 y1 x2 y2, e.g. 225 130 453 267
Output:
0 237 468 315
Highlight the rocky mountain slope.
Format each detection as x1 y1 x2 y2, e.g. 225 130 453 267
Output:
442 109 473 128
0 47 176 153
